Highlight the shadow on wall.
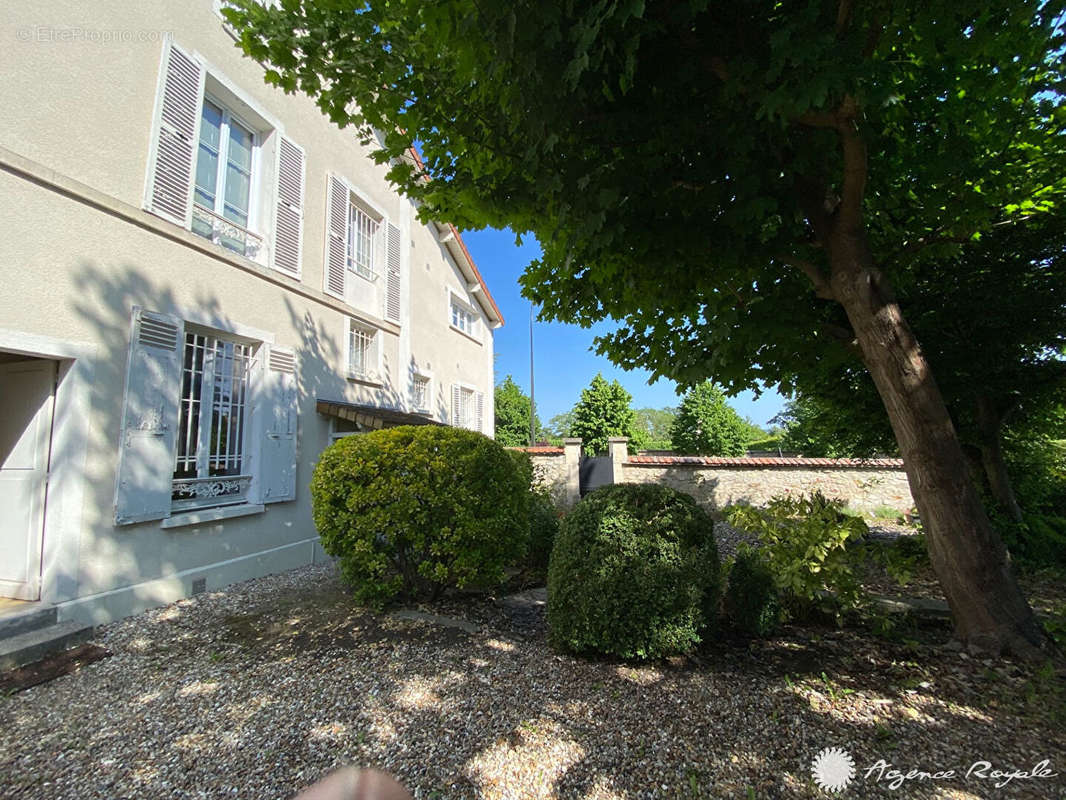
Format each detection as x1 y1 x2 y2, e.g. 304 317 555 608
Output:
62 261 385 615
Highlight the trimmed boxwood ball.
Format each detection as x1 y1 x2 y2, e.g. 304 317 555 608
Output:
311 425 530 606
724 547 782 637
547 483 720 660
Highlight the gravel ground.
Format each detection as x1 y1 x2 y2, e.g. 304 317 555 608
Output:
1 562 1064 800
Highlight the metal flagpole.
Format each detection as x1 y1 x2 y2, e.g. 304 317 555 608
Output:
529 303 536 446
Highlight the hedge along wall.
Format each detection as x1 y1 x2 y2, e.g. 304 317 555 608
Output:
617 453 914 513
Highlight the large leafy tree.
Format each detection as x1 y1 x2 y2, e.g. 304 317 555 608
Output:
226 0 1066 653
494 375 541 447
671 383 748 456
570 374 645 455
779 217 1066 521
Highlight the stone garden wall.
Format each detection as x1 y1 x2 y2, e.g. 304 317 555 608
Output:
618 454 914 513
512 439 914 513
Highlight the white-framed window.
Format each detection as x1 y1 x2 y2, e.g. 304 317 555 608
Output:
325 175 402 322
348 321 379 382
191 96 260 258
114 309 299 525
412 374 431 412
451 383 484 432
145 41 305 279
348 201 381 280
173 329 255 511
450 295 479 339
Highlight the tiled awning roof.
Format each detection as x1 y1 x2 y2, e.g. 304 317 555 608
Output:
315 399 445 430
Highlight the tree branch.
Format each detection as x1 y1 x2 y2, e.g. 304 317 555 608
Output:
835 0 855 36
777 254 836 300
836 96 866 231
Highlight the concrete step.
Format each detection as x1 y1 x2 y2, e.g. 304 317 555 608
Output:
0 621 94 671
0 604 57 640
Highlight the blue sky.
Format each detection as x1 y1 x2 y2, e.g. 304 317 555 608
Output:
462 228 787 429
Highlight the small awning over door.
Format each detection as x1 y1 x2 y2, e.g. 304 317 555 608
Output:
315 399 445 430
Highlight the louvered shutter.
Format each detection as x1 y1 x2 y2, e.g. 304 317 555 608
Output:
114 309 185 524
384 222 402 323
452 384 462 427
272 136 305 278
145 42 204 226
475 392 484 433
324 174 349 299
259 346 298 503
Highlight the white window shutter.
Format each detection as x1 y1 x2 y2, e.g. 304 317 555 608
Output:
272 136 305 278
385 222 402 323
114 309 184 524
324 174 349 299
260 346 298 503
145 41 204 227
452 384 462 427
475 391 484 433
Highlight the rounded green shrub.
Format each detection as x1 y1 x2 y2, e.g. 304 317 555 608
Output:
723 548 781 637
311 425 530 606
547 483 720 659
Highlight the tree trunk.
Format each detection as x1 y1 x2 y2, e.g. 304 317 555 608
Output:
975 395 1025 524
826 227 1046 656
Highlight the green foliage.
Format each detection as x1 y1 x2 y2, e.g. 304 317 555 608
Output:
495 375 541 447
723 548 782 637
527 489 561 575
547 484 720 659
745 435 784 453
725 492 870 619
544 411 574 440
570 373 643 455
506 447 535 490
737 417 769 444
223 0 1064 399
1000 513 1066 568
774 395 894 458
632 407 677 450
670 383 748 457
311 426 529 606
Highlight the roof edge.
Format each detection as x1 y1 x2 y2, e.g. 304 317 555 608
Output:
407 147 505 327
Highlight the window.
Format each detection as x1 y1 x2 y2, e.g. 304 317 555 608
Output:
457 386 475 428
412 374 431 412
114 309 299 526
451 298 477 337
347 202 380 280
348 322 378 381
451 383 483 431
145 41 305 278
325 175 402 322
173 331 255 510
191 97 261 258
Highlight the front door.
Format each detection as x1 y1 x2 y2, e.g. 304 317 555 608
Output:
0 359 56 600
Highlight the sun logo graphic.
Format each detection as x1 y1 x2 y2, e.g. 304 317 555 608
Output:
811 746 856 793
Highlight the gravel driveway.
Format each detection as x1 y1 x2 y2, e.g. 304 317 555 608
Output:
1 563 1063 799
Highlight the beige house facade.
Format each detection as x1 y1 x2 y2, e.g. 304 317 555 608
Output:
0 1 502 625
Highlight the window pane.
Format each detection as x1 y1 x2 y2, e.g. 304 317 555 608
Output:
223 166 250 226
200 101 223 149
194 101 222 208
227 121 253 172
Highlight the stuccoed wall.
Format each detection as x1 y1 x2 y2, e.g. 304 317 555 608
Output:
618 457 914 512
